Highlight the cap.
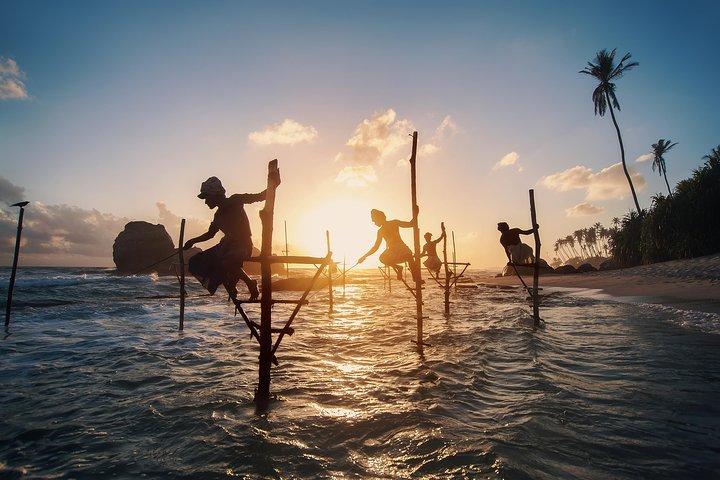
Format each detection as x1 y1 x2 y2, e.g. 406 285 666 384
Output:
198 177 225 199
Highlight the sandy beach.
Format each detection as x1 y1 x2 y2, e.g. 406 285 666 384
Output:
479 254 720 315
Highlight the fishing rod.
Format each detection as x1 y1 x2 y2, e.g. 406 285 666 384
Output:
131 249 181 275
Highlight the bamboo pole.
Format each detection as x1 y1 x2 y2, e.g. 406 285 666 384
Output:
409 131 424 348
284 220 289 278
326 230 333 312
5 201 28 328
529 189 541 326
178 219 186 331
442 222 450 316
257 159 280 404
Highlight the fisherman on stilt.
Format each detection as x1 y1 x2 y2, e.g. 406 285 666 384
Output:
183 175 278 300
357 208 423 284
420 225 446 279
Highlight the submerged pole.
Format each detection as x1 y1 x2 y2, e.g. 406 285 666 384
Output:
5 201 28 328
257 159 280 404
442 222 450 316
178 218 186 331
326 230 333 312
409 131 424 348
284 220 289 278
529 189 541 325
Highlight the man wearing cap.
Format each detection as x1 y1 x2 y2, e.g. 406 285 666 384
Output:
497 222 538 265
183 176 267 300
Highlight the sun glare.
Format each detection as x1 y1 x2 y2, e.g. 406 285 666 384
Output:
294 198 380 266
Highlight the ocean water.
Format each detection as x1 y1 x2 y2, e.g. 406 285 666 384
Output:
1 267 719 479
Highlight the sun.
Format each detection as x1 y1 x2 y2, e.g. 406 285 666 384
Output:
292 197 380 266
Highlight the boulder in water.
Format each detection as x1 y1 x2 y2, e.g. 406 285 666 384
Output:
113 221 177 275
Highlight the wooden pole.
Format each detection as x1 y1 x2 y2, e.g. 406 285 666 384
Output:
257 159 280 404
452 231 457 290
5 202 27 328
284 220 289 278
442 223 450 316
178 219 186 331
326 230 333 312
529 189 541 326
409 131 424 348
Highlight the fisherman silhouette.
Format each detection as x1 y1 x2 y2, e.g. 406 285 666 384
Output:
420 224 446 278
358 209 422 283
184 176 276 300
497 221 538 265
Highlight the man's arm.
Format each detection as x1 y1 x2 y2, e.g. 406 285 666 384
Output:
242 190 267 204
358 231 383 263
520 224 539 235
183 224 219 250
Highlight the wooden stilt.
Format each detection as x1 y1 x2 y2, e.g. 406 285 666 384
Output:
5 201 28 328
256 159 280 404
409 131 424 349
326 230 333 312
284 220 289 278
529 189 541 326
178 218 186 331
442 223 450 316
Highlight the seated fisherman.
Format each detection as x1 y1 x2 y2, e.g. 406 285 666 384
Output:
358 208 422 283
183 176 272 300
497 221 538 265
420 223 446 278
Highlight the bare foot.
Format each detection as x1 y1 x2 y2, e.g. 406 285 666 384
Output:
248 279 259 300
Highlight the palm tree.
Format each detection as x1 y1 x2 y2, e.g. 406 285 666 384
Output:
651 138 678 197
703 145 720 166
580 48 641 214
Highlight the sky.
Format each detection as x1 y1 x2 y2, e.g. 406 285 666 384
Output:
1 0 719 269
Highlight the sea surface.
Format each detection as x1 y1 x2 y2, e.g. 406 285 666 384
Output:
1 266 719 479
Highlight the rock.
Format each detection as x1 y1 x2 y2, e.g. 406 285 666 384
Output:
577 263 598 273
599 258 620 271
500 258 555 277
554 264 578 274
113 221 177 275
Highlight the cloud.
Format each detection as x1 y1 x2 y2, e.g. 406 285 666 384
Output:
636 153 653 163
435 115 458 137
420 115 458 157
155 202 210 242
0 57 29 100
248 118 318 146
540 163 646 201
493 151 522 172
565 202 605 217
0 201 130 264
338 109 414 165
0 176 26 205
334 165 378 188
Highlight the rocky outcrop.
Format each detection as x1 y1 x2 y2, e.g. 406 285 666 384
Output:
500 258 554 277
554 264 578 274
599 258 620 271
577 263 598 273
113 221 178 275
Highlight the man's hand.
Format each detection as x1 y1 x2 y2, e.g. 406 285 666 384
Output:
357 255 366 264
183 240 195 250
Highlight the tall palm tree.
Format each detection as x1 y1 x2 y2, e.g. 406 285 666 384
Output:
651 138 677 197
580 48 641 214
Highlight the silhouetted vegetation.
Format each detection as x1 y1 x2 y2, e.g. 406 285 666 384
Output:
551 222 614 268
610 145 720 266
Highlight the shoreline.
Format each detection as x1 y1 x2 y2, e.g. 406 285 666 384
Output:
477 254 720 315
